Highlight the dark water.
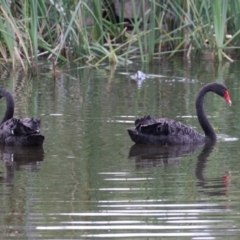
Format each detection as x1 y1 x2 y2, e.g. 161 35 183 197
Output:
0 58 240 239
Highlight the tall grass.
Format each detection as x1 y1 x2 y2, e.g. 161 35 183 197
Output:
211 0 229 61
1 0 240 68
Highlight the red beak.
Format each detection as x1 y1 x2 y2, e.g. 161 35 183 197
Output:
224 90 232 106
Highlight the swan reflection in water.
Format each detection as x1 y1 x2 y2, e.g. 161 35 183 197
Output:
0 145 44 183
128 143 201 168
129 143 230 196
195 143 230 196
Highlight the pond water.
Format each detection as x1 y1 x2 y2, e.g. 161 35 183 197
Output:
0 57 240 239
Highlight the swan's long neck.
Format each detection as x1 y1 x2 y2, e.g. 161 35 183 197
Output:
195 86 216 141
0 89 14 125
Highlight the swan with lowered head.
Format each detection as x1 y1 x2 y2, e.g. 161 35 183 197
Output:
128 82 232 145
0 88 44 146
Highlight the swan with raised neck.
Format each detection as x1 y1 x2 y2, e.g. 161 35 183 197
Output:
0 88 44 146
128 82 232 145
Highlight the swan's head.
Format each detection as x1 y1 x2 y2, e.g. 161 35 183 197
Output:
205 82 232 106
211 83 232 106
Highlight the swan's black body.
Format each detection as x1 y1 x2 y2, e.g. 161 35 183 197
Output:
0 88 44 146
128 83 232 145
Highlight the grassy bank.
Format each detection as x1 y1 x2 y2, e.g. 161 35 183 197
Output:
0 0 240 68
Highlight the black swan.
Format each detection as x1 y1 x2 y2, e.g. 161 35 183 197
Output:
0 88 44 146
127 82 232 144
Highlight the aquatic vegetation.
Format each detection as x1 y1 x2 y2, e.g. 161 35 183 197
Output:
0 0 240 68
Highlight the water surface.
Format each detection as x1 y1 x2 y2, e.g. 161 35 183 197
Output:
0 58 240 239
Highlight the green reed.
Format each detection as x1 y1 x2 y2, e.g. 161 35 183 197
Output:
211 0 228 61
1 0 240 68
